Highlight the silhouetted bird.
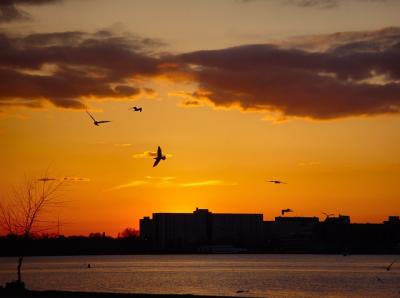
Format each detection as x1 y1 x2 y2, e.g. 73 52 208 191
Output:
129 106 142 112
37 177 56 182
386 260 396 271
153 146 166 167
86 111 111 126
281 208 293 216
236 290 249 294
267 180 287 184
87 264 91 269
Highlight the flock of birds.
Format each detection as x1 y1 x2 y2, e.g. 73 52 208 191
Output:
86 105 298 225
84 106 291 175
86 104 397 257
83 105 398 291
83 106 374 223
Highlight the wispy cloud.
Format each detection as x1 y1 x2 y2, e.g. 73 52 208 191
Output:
106 180 148 191
177 180 227 187
133 151 173 159
145 176 175 181
107 177 234 191
63 176 91 182
144 176 176 187
37 176 90 182
132 151 157 158
37 177 57 182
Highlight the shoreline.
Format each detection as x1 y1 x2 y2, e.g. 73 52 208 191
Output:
0 289 244 298
1 252 399 258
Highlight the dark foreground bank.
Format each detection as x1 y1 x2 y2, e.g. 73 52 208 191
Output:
0 289 243 298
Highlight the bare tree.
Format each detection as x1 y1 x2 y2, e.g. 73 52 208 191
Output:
0 173 67 286
118 227 139 239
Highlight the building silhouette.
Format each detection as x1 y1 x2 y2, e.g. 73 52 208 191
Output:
140 208 263 251
140 209 400 253
324 215 350 224
264 217 319 247
384 216 400 224
0 211 399 256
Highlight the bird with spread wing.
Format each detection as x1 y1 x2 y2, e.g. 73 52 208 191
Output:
86 111 111 126
153 146 166 167
129 106 143 112
281 208 293 216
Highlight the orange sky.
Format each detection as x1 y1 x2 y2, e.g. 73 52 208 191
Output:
1 0 400 236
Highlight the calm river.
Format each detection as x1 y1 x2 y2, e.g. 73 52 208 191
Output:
0 254 399 297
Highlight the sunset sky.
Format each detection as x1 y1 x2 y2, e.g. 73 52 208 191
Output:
1 0 400 236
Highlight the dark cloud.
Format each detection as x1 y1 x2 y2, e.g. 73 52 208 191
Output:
286 27 400 52
0 0 61 23
174 27 400 119
0 0 28 23
0 30 160 109
1 24 400 120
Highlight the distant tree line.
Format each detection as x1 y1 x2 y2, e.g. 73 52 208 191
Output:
0 229 150 256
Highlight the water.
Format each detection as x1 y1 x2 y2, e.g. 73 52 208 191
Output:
0 254 399 297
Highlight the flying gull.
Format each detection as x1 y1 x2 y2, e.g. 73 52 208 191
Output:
86 111 111 126
129 106 142 112
153 146 166 167
281 208 293 216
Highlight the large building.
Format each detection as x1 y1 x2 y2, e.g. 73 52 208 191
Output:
140 210 400 253
140 208 263 251
264 216 319 241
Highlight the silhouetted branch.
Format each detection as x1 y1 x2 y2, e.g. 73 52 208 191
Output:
0 171 68 285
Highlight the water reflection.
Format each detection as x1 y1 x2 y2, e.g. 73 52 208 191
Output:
0 254 399 297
